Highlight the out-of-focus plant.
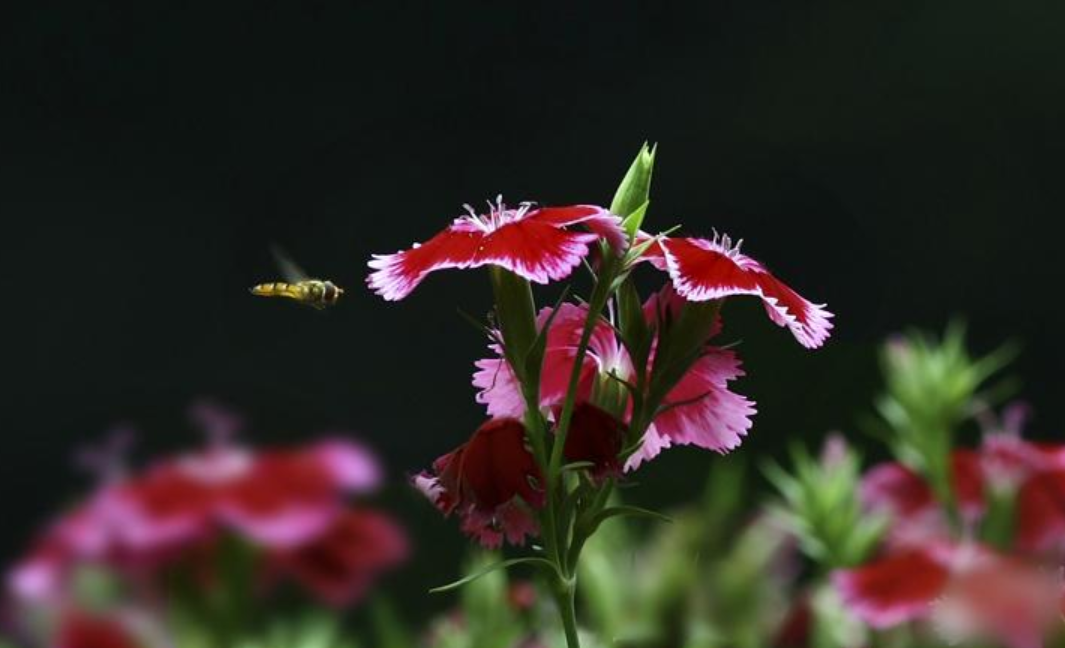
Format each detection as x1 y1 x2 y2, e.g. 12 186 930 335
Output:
573 461 800 648
233 615 358 648
875 323 1015 520
768 326 1065 648
368 144 834 647
421 553 546 648
764 436 885 571
763 437 876 648
3 401 407 648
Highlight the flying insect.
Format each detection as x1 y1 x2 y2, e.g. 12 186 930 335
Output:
249 247 344 310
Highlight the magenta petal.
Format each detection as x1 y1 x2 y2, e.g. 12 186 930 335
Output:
218 502 339 549
309 438 382 493
526 205 626 251
626 347 755 470
659 236 833 349
472 356 526 418
368 203 609 300
473 303 610 417
833 549 950 628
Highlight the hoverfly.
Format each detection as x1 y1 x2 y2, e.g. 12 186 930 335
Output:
249 246 344 310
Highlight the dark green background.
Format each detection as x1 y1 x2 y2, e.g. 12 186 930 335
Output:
2 0 1062 625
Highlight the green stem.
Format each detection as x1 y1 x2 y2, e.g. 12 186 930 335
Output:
549 257 618 479
555 576 581 648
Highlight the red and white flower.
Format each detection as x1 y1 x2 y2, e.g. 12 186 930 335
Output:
368 198 623 301
640 232 833 349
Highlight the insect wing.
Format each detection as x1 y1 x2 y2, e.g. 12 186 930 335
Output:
271 244 312 283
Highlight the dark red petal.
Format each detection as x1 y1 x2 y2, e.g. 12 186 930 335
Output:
775 597 813 648
58 612 141 648
1016 469 1065 552
833 549 950 627
951 449 986 517
272 509 408 606
461 419 544 510
861 462 935 517
563 403 625 477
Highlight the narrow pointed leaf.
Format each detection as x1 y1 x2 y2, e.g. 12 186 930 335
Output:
429 557 558 593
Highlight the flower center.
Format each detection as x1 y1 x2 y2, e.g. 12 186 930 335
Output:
706 228 745 258
459 195 536 233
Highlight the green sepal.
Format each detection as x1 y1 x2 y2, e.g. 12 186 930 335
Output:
489 267 538 384
620 200 649 240
610 143 657 235
429 557 559 593
616 278 651 372
456 307 496 338
522 286 571 383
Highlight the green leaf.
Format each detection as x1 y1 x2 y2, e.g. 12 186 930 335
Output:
429 557 558 593
592 505 673 528
561 460 598 473
456 307 494 337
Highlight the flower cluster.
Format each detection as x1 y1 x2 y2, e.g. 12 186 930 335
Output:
6 404 407 647
761 328 1065 648
368 146 831 647
834 411 1065 648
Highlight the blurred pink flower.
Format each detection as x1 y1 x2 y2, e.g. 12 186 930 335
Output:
639 233 833 348
112 438 380 552
57 610 142 648
368 199 623 301
861 425 1065 555
834 544 1062 648
860 450 985 546
271 509 408 606
833 545 953 628
8 425 402 610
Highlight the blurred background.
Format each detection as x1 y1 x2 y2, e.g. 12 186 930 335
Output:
2 0 1063 630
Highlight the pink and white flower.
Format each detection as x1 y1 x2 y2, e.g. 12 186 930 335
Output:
640 232 833 349
368 198 623 301
473 297 755 469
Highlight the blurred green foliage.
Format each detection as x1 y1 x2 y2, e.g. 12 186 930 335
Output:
764 438 885 570
874 323 1014 513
